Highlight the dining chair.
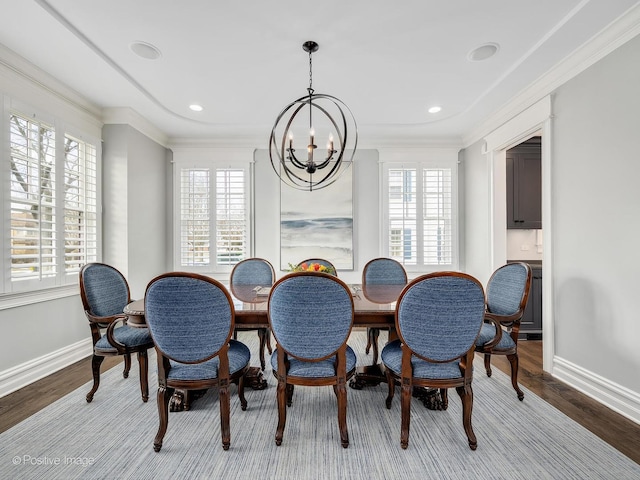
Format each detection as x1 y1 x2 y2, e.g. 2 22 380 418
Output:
144 272 250 451
268 271 355 448
474 262 532 400
381 272 485 450
229 258 276 371
361 257 407 365
296 258 337 275
79 262 154 403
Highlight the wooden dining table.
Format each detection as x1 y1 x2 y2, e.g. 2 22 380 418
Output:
125 283 442 410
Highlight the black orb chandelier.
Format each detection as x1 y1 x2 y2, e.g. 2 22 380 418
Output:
269 41 358 191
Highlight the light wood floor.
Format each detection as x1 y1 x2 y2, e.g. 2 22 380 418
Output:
1 341 639 464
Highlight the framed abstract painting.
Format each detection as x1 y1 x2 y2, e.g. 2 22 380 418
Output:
280 166 353 270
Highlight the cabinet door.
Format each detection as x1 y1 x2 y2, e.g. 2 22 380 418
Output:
507 146 541 229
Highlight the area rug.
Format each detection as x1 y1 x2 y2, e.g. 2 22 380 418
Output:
0 330 638 480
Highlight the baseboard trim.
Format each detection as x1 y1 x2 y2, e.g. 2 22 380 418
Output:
0 339 93 398
553 355 640 426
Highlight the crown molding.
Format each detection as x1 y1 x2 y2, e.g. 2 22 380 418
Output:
102 107 169 147
0 43 102 132
462 2 640 148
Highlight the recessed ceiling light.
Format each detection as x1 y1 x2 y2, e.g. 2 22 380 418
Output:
129 41 162 60
189 104 203 112
467 43 499 62
428 106 442 114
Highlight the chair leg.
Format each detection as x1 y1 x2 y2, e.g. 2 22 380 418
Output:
86 354 104 403
455 384 477 450
154 386 174 452
137 350 149 402
275 379 288 446
484 353 492 377
219 384 231 450
336 381 349 448
123 353 131 378
257 329 267 371
400 378 412 449
266 328 273 354
385 369 395 409
440 388 449 410
237 373 248 411
286 384 294 407
507 353 524 401
365 328 373 354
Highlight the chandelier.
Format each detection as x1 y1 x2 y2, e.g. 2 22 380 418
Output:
269 41 358 191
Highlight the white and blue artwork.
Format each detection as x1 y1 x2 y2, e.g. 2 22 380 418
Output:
280 167 353 270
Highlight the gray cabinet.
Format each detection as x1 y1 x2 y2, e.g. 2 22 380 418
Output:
519 265 542 339
507 138 541 229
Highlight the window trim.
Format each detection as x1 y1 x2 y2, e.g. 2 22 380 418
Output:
172 152 253 275
0 98 102 305
380 149 459 273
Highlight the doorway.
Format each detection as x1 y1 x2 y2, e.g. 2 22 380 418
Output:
484 95 553 372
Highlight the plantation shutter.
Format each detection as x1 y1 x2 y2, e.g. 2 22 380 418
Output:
180 168 211 266
63 135 98 274
9 114 57 281
386 165 454 267
215 168 246 265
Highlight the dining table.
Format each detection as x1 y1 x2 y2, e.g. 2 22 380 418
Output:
124 282 443 411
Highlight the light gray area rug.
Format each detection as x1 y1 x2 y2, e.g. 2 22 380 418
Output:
0 330 638 480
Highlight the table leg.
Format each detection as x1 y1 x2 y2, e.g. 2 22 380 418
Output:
349 363 444 411
168 368 267 412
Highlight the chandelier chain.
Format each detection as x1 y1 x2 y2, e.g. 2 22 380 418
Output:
308 49 313 91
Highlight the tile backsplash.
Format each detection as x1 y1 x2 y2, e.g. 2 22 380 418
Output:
507 229 543 261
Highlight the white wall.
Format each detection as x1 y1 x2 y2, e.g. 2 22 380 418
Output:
462 34 640 423
460 140 493 284
551 34 640 402
0 46 102 396
102 125 170 299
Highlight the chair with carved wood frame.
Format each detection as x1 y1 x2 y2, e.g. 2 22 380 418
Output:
381 272 485 450
144 272 250 451
229 258 276 371
79 262 154 403
268 271 355 448
362 257 407 365
474 262 532 400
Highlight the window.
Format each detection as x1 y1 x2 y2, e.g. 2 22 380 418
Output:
6 112 98 293
177 164 249 272
383 159 457 271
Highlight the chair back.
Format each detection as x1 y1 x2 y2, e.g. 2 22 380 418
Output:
79 263 130 317
145 273 234 364
363 257 407 285
268 272 353 361
486 263 532 317
230 258 275 286
396 272 485 362
297 258 337 275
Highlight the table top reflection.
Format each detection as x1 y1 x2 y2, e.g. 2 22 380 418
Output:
125 283 404 329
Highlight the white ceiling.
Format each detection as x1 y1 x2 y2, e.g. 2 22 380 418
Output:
1 0 639 144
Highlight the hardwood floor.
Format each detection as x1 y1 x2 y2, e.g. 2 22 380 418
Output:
1 341 639 465
490 341 640 464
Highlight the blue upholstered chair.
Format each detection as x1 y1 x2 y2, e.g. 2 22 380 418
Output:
381 272 485 450
268 272 355 448
362 258 408 364
145 273 251 452
230 258 276 370
474 262 532 400
79 263 154 403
